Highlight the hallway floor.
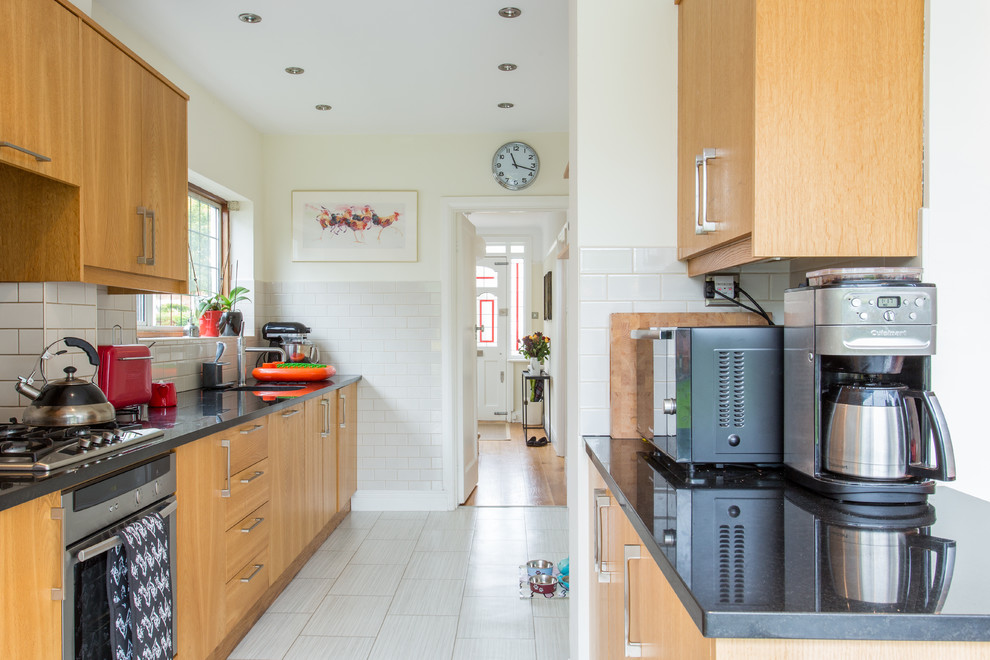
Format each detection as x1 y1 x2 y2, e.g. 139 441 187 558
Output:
465 423 566 506
228 506 570 660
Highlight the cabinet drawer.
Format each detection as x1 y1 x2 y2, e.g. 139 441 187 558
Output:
224 458 270 530
224 501 270 583
224 548 269 632
227 419 268 476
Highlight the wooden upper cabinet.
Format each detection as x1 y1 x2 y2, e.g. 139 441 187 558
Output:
676 0 924 276
0 0 82 185
79 22 189 293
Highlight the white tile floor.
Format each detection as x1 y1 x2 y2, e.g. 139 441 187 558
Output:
228 507 570 660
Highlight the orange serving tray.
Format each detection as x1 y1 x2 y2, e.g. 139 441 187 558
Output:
251 362 337 381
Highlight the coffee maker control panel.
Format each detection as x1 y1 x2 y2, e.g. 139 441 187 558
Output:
816 286 935 326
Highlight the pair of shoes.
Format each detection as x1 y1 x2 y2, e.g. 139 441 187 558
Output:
526 436 549 447
526 436 539 447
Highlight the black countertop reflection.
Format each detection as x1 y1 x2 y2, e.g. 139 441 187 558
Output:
585 436 990 641
0 376 361 512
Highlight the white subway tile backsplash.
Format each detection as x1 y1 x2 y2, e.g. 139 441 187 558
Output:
632 247 685 274
0 330 18 354
607 274 661 301
579 328 608 356
17 283 43 302
739 273 770 300
579 301 633 328
0 284 18 303
631 300 688 314
770 274 789 300
580 248 633 274
0 303 43 328
660 274 706 301
579 275 607 301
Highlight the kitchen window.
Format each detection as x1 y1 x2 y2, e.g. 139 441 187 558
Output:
137 184 230 335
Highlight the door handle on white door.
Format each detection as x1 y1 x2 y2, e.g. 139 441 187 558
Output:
500 371 504 383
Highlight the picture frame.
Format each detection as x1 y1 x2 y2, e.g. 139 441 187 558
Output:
544 271 552 321
291 190 418 262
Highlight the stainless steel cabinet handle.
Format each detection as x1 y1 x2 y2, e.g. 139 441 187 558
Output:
240 517 264 533
339 394 346 429
221 439 231 498
0 140 51 162
136 206 157 265
624 544 643 657
281 409 302 418
320 398 330 438
240 564 264 583
117 355 153 361
239 470 264 484
594 488 611 583
694 148 718 234
240 424 264 435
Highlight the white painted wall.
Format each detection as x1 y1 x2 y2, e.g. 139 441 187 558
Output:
923 0 990 500
259 133 568 283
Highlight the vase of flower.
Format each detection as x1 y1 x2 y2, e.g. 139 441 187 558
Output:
530 357 540 373
520 332 550 373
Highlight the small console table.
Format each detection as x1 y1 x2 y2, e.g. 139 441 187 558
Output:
521 369 551 441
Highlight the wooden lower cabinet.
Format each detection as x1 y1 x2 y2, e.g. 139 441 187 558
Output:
337 383 359 508
0 492 62 660
305 392 339 528
176 417 271 660
592 478 990 660
270 403 309 578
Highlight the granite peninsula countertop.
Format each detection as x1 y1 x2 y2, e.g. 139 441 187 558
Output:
0 376 361 513
585 435 990 642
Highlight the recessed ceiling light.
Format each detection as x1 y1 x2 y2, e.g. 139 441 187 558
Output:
238 13 261 23
498 102 515 109
285 67 305 75
315 104 332 111
498 63 518 72
498 7 522 18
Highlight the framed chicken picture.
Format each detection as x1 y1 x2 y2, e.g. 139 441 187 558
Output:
291 190 418 262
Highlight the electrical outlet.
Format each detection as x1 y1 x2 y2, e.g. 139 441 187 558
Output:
704 274 739 306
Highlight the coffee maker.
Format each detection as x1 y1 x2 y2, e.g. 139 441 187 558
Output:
783 268 955 503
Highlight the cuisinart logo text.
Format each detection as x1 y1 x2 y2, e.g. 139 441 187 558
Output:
871 328 908 337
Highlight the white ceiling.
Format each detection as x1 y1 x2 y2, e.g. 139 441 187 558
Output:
95 0 569 136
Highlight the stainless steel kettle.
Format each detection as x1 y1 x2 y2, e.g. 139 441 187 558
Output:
15 337 115 426
824 384 955 482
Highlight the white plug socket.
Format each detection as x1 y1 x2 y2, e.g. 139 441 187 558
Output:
704 274 739 306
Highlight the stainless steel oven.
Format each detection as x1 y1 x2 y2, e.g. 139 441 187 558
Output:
62 454 177 659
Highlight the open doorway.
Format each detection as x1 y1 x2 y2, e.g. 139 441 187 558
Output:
461 209 568 507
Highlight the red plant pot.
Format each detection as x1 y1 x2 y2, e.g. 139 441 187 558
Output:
199 310 222 337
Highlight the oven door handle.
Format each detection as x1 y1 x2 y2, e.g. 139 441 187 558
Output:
76 499 178 562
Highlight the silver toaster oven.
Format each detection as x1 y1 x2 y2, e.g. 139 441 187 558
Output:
632 326 783 466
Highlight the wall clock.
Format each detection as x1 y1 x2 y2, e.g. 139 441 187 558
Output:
492 142 540 191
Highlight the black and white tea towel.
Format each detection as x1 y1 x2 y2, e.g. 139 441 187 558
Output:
106 512 173 660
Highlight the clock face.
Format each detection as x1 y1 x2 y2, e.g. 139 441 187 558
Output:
492 142 540 190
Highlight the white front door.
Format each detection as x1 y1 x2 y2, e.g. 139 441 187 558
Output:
476 256 509 421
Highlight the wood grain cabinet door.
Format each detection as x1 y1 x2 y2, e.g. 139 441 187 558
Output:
305 394 339 529
337 384 358 509
270 404 309 578
0 0 82 185
80 25 146 275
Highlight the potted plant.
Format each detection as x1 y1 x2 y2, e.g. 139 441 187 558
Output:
197 286 251 337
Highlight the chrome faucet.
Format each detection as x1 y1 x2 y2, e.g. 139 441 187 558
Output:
238 324 285 386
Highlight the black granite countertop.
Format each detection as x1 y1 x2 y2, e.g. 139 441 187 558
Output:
585 436 990 642
0 376 361 513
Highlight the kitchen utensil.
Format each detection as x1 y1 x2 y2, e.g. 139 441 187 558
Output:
149 382 177 408
251 362 336 382
15 337 115 426
529 574 557 596
202 362 232 389
215 341 225 363
97 340 152 410
526 559 554 577
824 384 955 482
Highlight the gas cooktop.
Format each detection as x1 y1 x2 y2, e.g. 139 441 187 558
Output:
0 423 164 473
